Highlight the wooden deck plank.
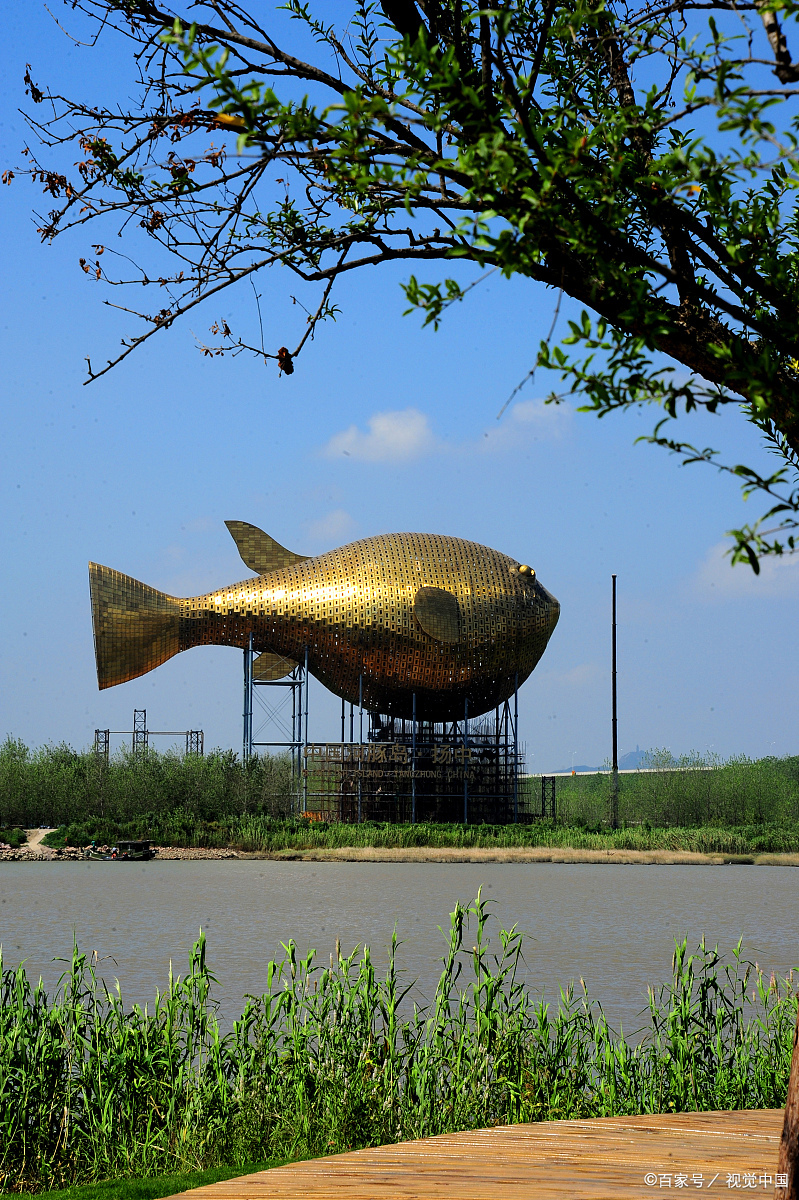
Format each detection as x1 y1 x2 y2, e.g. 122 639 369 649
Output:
173 1110 784 1199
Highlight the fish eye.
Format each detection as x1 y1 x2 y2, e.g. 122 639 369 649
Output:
518 564 535 579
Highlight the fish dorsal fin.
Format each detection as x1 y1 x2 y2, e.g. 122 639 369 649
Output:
414 586 460 643
225 521 309 576
252 651 299 682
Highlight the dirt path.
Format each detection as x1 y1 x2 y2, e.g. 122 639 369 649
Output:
24 828 54 849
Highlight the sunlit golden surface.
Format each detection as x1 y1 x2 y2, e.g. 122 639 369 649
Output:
90 528 559 720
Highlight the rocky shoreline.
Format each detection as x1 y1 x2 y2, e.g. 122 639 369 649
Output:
0 841 239 862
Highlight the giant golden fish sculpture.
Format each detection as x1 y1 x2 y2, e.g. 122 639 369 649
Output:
89 524 559 721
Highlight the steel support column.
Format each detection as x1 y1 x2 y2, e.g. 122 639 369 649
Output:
514 672 519 823
358 673 363 823
412 692 417 825
302 646 309 814
243 633 253 763
463 697 469 825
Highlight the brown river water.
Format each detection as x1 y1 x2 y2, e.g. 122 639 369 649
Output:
1 861 797 1034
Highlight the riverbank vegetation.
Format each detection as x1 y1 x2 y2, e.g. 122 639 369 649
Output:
39 815 799 856
1 895 794 1193
4 738 799 836
0 828 27 850
551 751 799 829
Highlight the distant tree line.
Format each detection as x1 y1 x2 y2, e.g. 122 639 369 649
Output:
2 738 799 835
549 751 799 830
0 737 294 829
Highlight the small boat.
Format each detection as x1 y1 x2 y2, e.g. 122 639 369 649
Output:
83 840 157 861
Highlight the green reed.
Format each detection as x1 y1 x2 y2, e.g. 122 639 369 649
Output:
220 816 799 854
0 894 794 1193
42 814 799 854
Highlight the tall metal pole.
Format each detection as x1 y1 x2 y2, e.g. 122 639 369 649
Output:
246 635 253 817
341 696 345 743
296 669 302 810
304 647 310 750
513 671 519 823
412 692 417 825
359 673 364 745
494 705 501 817
291 670 297 779
463 697 469 825
303 646 309 815
611 574 619 829
243 637 252 764
349 702 354 743
358 673 363 823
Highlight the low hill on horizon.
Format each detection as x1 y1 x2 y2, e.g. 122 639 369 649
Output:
552 746 648 774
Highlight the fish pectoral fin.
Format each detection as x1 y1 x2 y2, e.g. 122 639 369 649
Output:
414 587 460 643
225 521 309 576
252 652 299 681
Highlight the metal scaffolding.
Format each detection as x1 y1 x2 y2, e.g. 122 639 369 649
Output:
133 709 148 758
301 678 525 825
242 635 307 811
93 711 204 762
93 727 110 762
186 729 204 755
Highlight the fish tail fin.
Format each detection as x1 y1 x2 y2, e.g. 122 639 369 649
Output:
89 563 181 689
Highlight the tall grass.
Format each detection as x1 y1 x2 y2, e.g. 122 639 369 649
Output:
44 815 799 854
0 895 794 1193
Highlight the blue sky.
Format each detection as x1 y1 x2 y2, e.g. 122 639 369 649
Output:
2 3 798 772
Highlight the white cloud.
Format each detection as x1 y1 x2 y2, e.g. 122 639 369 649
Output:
322 408 437 462
321 399 570 465
692 541 799 600
305 508 356 545
510 398 572 434
479 398 572 451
